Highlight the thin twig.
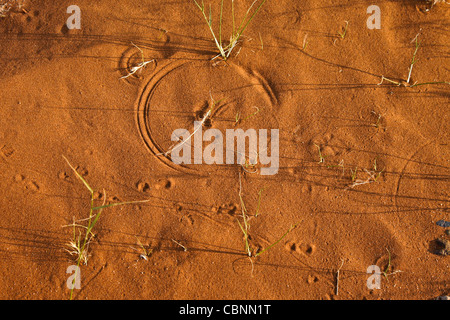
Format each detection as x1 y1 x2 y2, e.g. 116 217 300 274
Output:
172 239 188 252
336 258 345 296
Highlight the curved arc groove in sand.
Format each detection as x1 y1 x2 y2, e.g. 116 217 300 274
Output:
393 140 443 213
136 59 200 175
136 59 279 175
118 45 159 83
234 67 279 108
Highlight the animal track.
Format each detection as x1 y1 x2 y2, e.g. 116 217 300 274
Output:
75 166 88 177
25 181 40 192
58 171 70 180
164 179 174 189
0 144 15 159
307 274 320 284
287 165 309 180
136 181 151 193
285 241 316 256
154 178 174 190
310 133 344 160
184 214 194 226
194 100 214 128
177 206 194 226
212 203 238 216
14 174 40 193
108 196 121 202
93 191 103 200
300 184 313 194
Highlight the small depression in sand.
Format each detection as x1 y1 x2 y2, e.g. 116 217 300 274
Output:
136 59 279 175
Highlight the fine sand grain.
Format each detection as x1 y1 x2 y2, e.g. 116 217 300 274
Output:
0 0 449 299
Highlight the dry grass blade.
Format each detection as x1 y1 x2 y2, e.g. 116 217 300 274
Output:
237 171 252 256
337 21 349 39
157 94 223 157
407 33 420 84
62 156 149 300
172 239 188 252
193 0 268 60
335 258 345 295
120 43 154 80
382 248 403 281
254 222 299 257
314 143 325 164
378 34 449 87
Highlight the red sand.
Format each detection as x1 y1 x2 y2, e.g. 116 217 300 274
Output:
0 0 449 300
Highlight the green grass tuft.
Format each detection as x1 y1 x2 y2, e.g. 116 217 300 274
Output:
193 0 268 60
62 156 149 300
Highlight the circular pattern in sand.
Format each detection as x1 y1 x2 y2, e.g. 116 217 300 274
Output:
119 45 158 83
136 59 279 175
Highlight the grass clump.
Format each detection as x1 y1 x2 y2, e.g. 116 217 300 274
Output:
62 156 149 300
382 248 402 281
0 0 26 17
236 172 298 262
371 111 385 130
237 172 252 256
193 0 268 60
429 0 449 6
133 236 153 261
0 3 11 17
349 158 384 188
350 166 358 182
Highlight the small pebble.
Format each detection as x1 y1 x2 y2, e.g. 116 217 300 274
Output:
437 220 450 228
435 238 450 256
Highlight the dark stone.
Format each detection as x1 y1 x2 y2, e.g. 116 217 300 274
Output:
436 220 450 228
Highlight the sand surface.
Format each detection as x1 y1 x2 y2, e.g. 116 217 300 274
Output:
0 0 449 300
